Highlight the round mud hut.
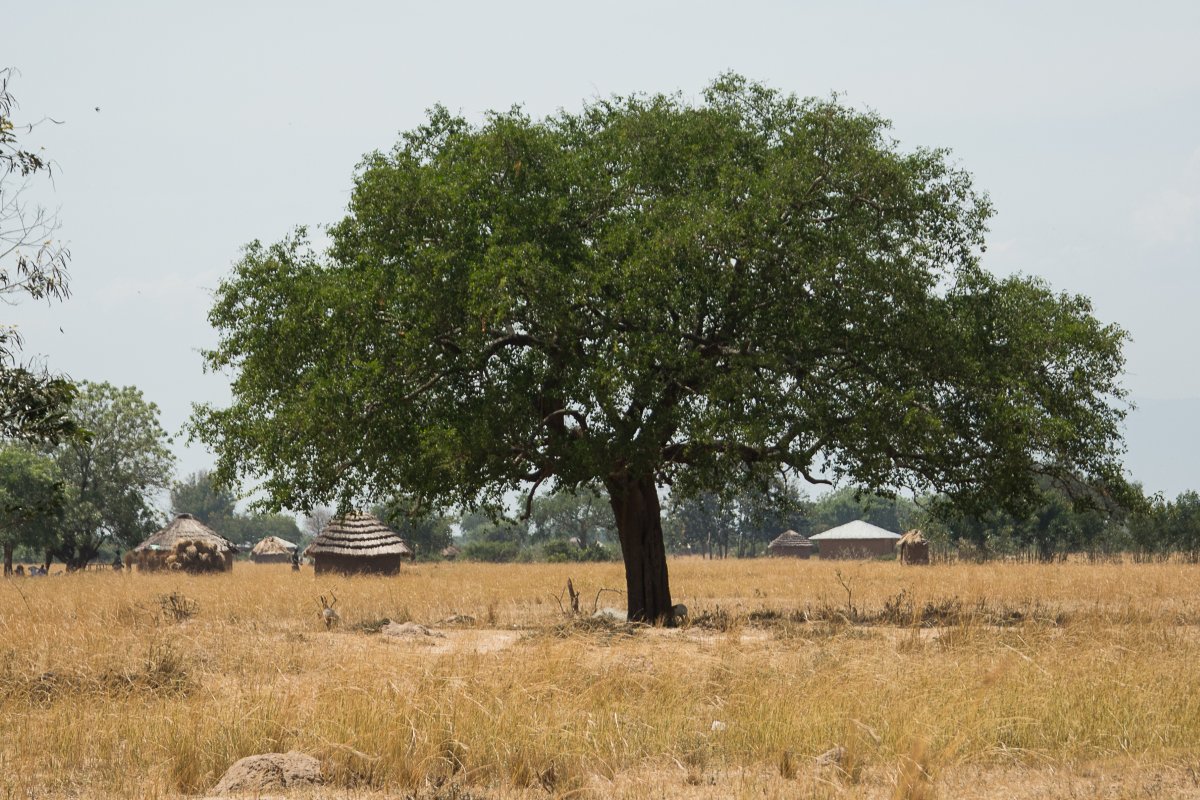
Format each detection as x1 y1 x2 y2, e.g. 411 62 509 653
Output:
305 512 413 576
249 535 298 564
440 544 461 561
767 530 815 559
808 520 902 559
132 514 238 573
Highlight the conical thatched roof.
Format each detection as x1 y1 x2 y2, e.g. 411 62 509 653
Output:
134 513 239 554
305 512 413 559
251 535 298 557
768 530 815 550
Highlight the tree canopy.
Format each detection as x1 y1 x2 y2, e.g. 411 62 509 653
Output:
171 470 237 527
0 443 64 574
193 75 1129 621
54 382 175 568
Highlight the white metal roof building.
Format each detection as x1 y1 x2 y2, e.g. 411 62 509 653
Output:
808 520 901 558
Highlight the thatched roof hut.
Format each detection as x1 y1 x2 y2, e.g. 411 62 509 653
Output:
305 512 413 576
809 520 902 559
766 530 815 558
133 514 238 573
897 529 930 565
250 535 298 564
440 544 461 561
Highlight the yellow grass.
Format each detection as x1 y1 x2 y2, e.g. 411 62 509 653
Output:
2 558 1200 798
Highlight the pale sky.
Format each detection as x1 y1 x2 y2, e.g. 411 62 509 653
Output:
5 1 1200 500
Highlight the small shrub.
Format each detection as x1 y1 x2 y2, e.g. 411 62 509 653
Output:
158 591 198 623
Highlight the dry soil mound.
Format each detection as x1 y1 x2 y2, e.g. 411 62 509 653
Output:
210 751 322 795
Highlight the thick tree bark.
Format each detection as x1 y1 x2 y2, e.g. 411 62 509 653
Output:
606 473 674 624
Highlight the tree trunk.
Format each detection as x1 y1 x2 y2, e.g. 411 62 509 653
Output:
3 543 12 576
606 473 674 624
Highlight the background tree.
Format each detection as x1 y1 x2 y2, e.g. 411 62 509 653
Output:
667 491 737 558
170 470 236 526
666 475 810 557
0 68 77 446
0 443 64 573
376 498 454 558
809 487 919 534
734 476 812 556
171 471 305 546
193 75 1130 622
303 506 333 540
54 382 175 569
1159 491 1200 562
219 513 303 546
458 511 529 563
528 484 614 549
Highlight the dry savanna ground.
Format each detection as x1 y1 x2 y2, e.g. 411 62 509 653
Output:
2 558 1200 799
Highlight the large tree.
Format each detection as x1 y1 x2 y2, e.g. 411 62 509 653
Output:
0 444 64 574
0 68 78 445
54 382 175 568
192 75 1128 622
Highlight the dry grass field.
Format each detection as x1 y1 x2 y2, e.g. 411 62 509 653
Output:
3 558 1200 799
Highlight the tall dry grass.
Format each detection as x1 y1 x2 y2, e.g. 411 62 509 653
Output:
1 558 1199 798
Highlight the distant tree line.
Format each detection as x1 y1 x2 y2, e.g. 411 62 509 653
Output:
410 479 1200 565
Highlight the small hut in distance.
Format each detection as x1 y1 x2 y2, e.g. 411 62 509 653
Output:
133 514 238 573
897 530 930 564
250 535 298 564
305 512 413 576
766 530 815 559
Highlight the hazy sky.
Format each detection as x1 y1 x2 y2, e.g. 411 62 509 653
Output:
5 1 1199 500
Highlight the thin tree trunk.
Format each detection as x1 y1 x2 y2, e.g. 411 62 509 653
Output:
606 473 674 624
3 543 12 576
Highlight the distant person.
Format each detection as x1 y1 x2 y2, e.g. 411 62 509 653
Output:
112 551 124 571
13 564 24 577
291 549 301 571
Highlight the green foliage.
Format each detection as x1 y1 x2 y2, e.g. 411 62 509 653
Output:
192 75 1130 610
170 470 302 546
1128 491 1200 561
53 382 175 568
376 498 453 558
541 538 616 563
0 443 64 571
528 485 613 548
460 510 530 548
460 539 521 563
810 487 919 534
170 470 237 527
928 476 1138 561
218 513 302 547
0 68 77 446
667 476 811 557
